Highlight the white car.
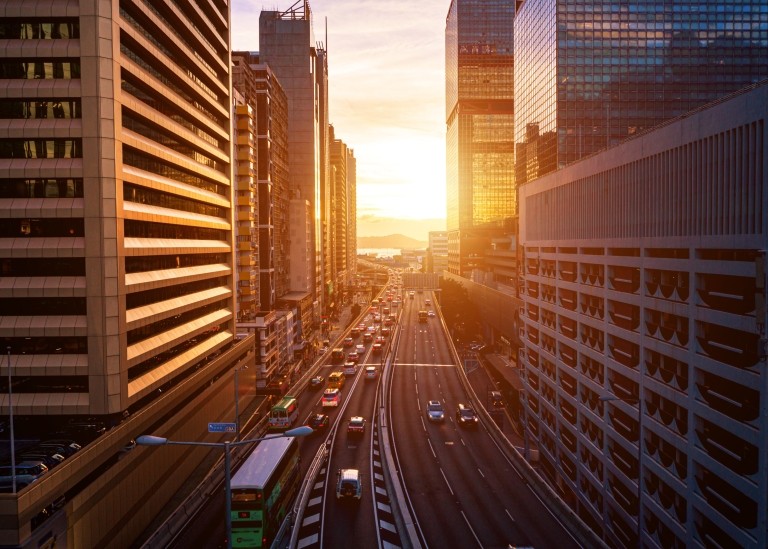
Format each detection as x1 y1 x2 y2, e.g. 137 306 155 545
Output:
355 344 366 354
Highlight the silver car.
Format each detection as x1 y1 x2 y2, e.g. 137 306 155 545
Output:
426 400 445 422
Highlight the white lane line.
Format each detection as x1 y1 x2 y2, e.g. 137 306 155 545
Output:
440 467 454 496
297 534 319 548
477 468 485 478
302 513 320 526
427 438 436 458
460 510 483 548
505 508 516 522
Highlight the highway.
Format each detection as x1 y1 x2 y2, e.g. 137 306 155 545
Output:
388 290 580 548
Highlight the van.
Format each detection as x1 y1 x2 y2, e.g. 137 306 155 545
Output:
328 371 345 389
336 468 362 500
490 391 504 409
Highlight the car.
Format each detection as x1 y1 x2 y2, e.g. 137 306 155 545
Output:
365 366 377 379
456 404 479 428
372 343 383 354
382 327 391 337
355 344 366 354
336 468 362 500
428 310 436 318
350 328 361 338
347 416 366 436
19 451 65 470
0 461 48 485
347 352 359 364
425 299 431 305
308 413 330 433
362 332 374 343
426 400 445 422
343 337 354 347
309 375 324 389
36 440 82 458
375 336 386 345
344 362 357 376
322 388 341 407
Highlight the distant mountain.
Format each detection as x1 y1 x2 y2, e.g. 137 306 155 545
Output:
358 234 428 249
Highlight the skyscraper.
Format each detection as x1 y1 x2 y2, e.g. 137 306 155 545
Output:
259 1 327 319
0 1 256 545
514 0 768 184
445 0 517 277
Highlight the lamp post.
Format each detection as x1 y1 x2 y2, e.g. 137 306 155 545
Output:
600 395 642 548
6 347 16 494
136 425 312 549
233 365 248 441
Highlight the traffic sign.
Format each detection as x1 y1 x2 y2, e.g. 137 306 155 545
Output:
208 422 237 433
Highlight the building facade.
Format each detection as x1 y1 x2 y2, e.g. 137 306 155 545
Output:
514 0 768 184
428 230 449 275
329 125 356 311
518 83 768 548
0 1 261 546
445 0 517 277
259 2 327 319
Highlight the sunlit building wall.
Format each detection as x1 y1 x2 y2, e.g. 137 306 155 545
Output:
0 0 235 418
513 0 768 184
518 83 768 548
346 149 357 283
445 0 517 278
428 231 449 275
259 2 326 320
330 126 354 308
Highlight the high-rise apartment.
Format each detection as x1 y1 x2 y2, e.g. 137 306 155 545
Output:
445 0 516 277
0 1 258 545
329 125 356 310
428 231 449 275
518 82 768 548
514 0 768 184
259 1 327 318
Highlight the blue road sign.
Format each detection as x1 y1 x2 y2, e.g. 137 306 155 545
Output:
208 422 237 433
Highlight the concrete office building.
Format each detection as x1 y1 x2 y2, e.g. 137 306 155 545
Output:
259 1 328 319
428 231 449 275
329 125 356 310
514 0 768 184
0 1 259 546
518 82 768 548
445 0 517 278
232 53 291 313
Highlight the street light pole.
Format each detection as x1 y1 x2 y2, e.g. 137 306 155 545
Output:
7 346 16 494
600 395 642 548
136 425 312 549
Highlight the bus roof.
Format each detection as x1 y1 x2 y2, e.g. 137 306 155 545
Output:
230 437 296 490
272 395 297 409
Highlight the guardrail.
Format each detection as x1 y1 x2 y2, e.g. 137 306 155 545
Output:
289 440 329 548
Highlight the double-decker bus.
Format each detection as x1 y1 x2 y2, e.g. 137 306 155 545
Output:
267 395 299 431
418 310 428 323
230 437 300 548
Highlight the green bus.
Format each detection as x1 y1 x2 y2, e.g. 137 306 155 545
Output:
230 437 300 548
267 395 299 431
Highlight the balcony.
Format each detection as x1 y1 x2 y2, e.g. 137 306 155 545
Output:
695 419 758 477
609 265 640 294
696 273 755 314
695 466 757 529
696 371 758 424
696 321 760 369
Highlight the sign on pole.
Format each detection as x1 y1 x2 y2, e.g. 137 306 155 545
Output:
208 422 237 433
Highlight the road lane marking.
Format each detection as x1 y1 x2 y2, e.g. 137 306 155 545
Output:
477 468 485 478
440 467 454 496
428 438 436 458
505 508 515 522
460 511 483 548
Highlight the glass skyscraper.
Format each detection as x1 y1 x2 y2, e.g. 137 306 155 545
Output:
446 0 516 277
514 0 768 184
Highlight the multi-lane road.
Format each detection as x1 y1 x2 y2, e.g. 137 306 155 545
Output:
162 277 581 549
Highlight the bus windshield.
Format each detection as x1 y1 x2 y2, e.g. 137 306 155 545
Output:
268 396 298 430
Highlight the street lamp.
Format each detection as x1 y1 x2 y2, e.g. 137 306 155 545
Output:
136 425 312 549
600 395 642 547
233 365 248 441
6 347 16 494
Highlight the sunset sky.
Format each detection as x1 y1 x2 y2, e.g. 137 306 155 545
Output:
231 0 448 242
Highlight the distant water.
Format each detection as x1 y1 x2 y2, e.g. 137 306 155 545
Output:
357 247 402 258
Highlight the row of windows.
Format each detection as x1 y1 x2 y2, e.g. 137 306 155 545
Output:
125 183 228 219
123 147 229 197
127 322 227 381
0 19 80 39
1 336 87 355
1 376 88 393
0 258 85 277
0 98 81 119
0 59 80 79
0 297 86 315
126 276 228 310
0 218 83 237
124 219 227 241
125 252 229 273
0 139 82 159
127 300 228 345
0 178 83 198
